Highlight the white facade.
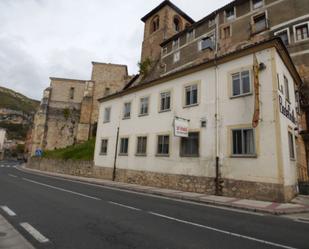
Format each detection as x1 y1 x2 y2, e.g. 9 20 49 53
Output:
0 129 6 151
94 45 300 199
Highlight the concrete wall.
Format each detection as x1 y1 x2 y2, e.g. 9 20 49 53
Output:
0 129 6 151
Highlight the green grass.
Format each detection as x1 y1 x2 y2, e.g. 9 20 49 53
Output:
42 138 95 161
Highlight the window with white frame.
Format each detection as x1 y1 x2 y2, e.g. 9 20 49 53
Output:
284 75 290 102
225 6 235 21
275 29 290 46
157 135 170 155
160 91 171 112
173 51 180 63
295 23 309 41
172 38 180 50
100 139 108 155
139 97 149 116
252 0 263 10
187 29 195 42
136 136 147 155
180 132 199 157
119 138 129 155
185 84 198 106
232 128 255 156
123 102 131 119
104 107 111 123
231 70 251 97
288 131 295 159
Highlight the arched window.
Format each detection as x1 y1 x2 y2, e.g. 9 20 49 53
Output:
173 16 182 32
151 15 160 33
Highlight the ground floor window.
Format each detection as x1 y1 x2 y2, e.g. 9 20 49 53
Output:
180 132 199 157
232 128 255 156
136 136 147 156
100 139 108 155
157 135 170 156
288 131 295 160
119 138 129 155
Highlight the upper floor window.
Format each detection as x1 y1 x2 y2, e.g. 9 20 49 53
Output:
139 97 149 116
123 102 131 119
232 128 255 156
199 35 215 50
160 91 171 112
100 139 108 155
173 51 180 63
275 29 290 46
172 38 180 50
151 15 160 33
222 26 231 39
225 6 235 21
174 16 182 32
162 47 168 56
284 75 290 102
295 23 309 42
69 87 75 100
209 18 215 27
187 29 195 42
103 107 111 123
252 0 264 10
232 70 251 97
185 84 198 106
252 13 267 34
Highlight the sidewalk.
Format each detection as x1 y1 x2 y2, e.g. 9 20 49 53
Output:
0 214 34 249
21 166 309 215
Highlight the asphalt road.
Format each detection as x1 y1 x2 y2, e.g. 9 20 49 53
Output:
0 160 309 249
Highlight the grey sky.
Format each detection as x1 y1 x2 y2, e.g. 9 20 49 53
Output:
0 0 231 100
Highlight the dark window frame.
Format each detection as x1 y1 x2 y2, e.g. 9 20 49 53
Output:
180 132 199 157
157 135 170 156
100 139 108 155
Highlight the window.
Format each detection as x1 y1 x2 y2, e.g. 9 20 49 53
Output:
209 18 215 27
284 76 290 102
172 38 180 50
185 84 198 106
136 136 147 155
123 102 131 119
157 135 169 155
162 47 168 56
232 70 251 97
180 132 199 157
288 131 295 159
100 139 108 155
69 87 75 100
232 129 255 156
104 107 111 123
275 29 289 46
225 7 235 21
252 0 263 9
151 15 160 33
295 23 309 41
104 87 110 96
139 97 149 116
222 26 231 39
200 35 214 50
253 13 267 33
173 51 180 63
119 138 129 155
174 16 182 32
160 92 171 112
187 29 195 42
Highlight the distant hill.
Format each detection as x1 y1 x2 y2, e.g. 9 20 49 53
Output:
0 86 39 115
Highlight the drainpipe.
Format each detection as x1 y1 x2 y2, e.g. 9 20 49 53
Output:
112 127 120 181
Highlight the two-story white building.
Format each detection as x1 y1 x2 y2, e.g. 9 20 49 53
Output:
94 39 302 202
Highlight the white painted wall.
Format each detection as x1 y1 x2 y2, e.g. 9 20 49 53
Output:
94 48 298 187
0 129 6 151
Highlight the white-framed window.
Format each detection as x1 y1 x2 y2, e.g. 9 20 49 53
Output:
103 107 111 123
232 128 256 156
139 97 149 116
100 139 108 155
187 29 195 42
199 35 215 50
294 22 309 42
180 132 199 157
160 91 171 112
251 0 264 10
157 135 170 156
252 12 268 33
274 28 290 46
231 70 251 97
136 136 147 156
123 102 131 119
173 51 180 63
119 138 129 155
284 75 290 102
225 6 236 21
185 84 198 106
288 131 295 160
172 38 180 50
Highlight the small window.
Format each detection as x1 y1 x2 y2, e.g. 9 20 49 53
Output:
100 139 108 155
119 138 129 155
295 23 309 41
275 29 289 46
180 132 199 157
222 26 231 39
252 0 263 9
253 13 267 33
69 87 75 100
187 29 195 42
136 136 147 155
288 131 295 160
123 102 131 119
139 97 149 116
157 135 169 155
232 129 255 156
173 51 180 63
225 7 235 21
174 16 182 32
151 16 160 33
185 84 198 106
172 38 180 50
160 92 171 112
284 75 290 102
209 18 215 27
104 107 111 123
232 70 251 97
200 35 214 50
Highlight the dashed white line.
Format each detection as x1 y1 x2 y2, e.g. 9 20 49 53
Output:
148 212 298 249
108 201 141 211
1 206 17 216
20 222 49 243
22 178 101 201
8 174 18 178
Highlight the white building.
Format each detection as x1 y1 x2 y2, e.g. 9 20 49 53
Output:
0 128 6 160
94 39 302 202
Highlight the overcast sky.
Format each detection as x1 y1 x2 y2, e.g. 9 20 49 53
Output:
0 0 231 100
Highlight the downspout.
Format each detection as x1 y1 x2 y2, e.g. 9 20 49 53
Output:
112 127 120 181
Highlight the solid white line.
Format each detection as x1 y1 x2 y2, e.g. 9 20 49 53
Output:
148 212 298 249
20 223 49 243
8 174 18 178
1 206 17 216
22 178 101 201
108 201 141 211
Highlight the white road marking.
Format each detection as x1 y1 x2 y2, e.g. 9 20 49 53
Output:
20 222 49 243
109 201 141 211
22 178 101 201
1 206 17 216
8 174 18 178
148 212 298 249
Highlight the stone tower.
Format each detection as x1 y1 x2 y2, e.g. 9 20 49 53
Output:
140 0 194 63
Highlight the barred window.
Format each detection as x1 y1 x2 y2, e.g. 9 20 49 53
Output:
136 136 147 155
